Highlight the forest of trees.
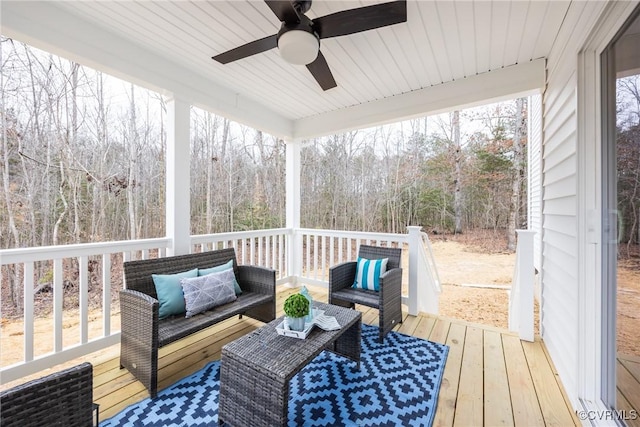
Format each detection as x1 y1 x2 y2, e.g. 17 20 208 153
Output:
0 38 529 251
299 102 527 243
1 37 638 321
3 38 638 255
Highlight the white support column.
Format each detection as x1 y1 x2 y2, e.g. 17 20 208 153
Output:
166 96 191 256
285 139 302 285
407 226 421 316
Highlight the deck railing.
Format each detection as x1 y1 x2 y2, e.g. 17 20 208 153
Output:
295 228 407 284
191 228 291 284
0 238 171 384
0 226 437 383
508 229 535 342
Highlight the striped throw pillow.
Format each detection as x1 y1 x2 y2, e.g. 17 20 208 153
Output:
352 257 389 291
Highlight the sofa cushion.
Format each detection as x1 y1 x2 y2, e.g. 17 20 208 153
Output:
157 292 274 346
352 257 388 291
152 268 198 319
181 269 237 318
198 260 242 295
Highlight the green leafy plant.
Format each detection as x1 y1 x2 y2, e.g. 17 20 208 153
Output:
283 293 310 318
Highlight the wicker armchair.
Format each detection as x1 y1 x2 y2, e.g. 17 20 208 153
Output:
329 245 403 342
120 248 276 397
0 362 95 427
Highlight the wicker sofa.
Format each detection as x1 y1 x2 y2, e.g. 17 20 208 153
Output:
328 245 403 343
0 362 95 427
120 248 276 397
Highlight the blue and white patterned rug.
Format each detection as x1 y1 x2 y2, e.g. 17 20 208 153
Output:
102 324 448 427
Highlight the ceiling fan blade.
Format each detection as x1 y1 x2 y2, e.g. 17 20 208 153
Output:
264 0 300 23
212 34 278 64
306 51 337 91
313 0 407 39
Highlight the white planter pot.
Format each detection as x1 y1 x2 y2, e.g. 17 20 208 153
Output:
287 316 306 332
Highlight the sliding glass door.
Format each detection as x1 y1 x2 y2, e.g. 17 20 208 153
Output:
601 6 640 420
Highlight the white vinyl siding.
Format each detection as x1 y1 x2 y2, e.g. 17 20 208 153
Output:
540 0 609 407
542 65 580 408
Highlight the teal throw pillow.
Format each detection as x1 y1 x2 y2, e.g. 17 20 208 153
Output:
352 257 388 291
198 259 242 295
152 268 198 319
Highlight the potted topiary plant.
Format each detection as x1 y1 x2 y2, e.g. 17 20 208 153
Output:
283 293 310 332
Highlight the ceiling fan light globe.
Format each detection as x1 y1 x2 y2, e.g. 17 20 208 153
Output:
278 30 319 65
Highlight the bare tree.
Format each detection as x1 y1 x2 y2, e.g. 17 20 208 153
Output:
126 84 138 240
205 113 219 234
453 110 463 234
507 98 527 250
617 76 640 252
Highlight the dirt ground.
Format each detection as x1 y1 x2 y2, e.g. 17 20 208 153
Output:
1 231 638 381
429 238 518 330
617 255 640 357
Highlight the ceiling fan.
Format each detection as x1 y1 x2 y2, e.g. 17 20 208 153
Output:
212 0 407 91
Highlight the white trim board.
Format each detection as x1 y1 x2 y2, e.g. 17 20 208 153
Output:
293 59 546 140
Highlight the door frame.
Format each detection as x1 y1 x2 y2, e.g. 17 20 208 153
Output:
576 0 639 411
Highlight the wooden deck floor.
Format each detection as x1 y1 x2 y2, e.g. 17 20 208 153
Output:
618 353 640 427
89 287 578 425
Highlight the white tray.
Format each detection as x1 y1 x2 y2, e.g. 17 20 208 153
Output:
276 309 323 339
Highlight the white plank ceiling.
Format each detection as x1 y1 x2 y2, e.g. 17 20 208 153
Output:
2 0 572 138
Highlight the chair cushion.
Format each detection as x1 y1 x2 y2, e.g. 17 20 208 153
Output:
152 268 198 319
332 287 380 308
198 260 242 295
181 269 237 318
352 257 388 291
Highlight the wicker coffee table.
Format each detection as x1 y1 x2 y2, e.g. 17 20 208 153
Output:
218 302 361 427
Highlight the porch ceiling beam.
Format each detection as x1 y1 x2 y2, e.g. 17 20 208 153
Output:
1 1 293 139
293 59 546 140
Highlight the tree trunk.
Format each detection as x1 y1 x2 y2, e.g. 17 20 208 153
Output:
52 158 68 245
205 114 218 234
453 110 463 234
92 72 107 240
69 62 82 243
126 84 137 240
220 118 232 230
507 98 526 251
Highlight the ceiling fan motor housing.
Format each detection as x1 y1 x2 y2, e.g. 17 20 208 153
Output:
277 16 320 65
